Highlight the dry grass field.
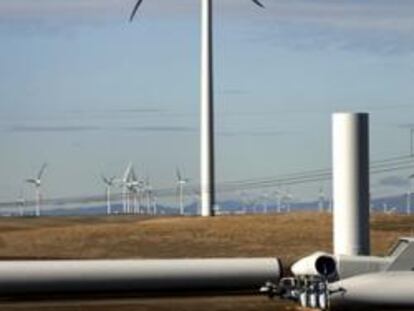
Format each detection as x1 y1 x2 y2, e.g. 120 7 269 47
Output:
0 212 412 311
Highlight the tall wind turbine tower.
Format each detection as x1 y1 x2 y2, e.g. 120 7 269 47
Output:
25 163 47 217
129 0 265 217
200 0 215 217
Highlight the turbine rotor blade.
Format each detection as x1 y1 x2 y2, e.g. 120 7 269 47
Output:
101 174 110 185
129 167 137 182
176 168 182 181
251 0 265 8
129 0 144 22
37 163 47 179
123 163 132 182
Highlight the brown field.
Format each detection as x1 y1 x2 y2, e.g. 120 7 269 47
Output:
0 212 412 311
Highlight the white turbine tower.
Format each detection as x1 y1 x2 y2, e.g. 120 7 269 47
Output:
129 0 265 217
318 186 325 212
16 189 25 217
126 165 140 214
283 189 293 213
272 189 282 213
260 192 269 214
239 191 249 214
118 163 133 214
176 168 189 216
101 175 116 216
407 173 414 215
25 163 47 217
144 175 153 214
192 188 202 215
151 193 158 215
136 178 146 214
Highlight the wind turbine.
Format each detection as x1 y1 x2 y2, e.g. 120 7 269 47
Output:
129 0 265 217
116 163 132 214
192 188 201 215
122 164 131 214
239 191 249 214
176 168 189 215
101 175 116 215
144 175 153 214
407 173 414 215
272 189 282 213
318 186 325 212
16 188 25 217
137 179 146 214
25 163 47 217
283 189 293 213
125 165 141 214
260 192 269 214
151 193 158 215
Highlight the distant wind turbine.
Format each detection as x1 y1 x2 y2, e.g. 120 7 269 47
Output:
261 192 269 214
151 193 158 215
125 164 140 214
101 175 116 215
407 173 414 215
129 0 265 217
16 189 25 217
25 163 47 217
117 163 133 214
239 191 248 214
192 188 201 215
283 189 293 213
272 189 282 213
176 168 189 215
144 175 153 214
318 186 325 212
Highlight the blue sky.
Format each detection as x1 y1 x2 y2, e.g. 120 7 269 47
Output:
1 0 414 204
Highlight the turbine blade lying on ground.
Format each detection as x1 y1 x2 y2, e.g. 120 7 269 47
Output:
129 0 144 22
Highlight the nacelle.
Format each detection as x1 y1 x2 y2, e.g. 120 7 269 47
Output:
291 252 337 280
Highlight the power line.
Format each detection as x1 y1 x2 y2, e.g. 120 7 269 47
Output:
2 155 414 208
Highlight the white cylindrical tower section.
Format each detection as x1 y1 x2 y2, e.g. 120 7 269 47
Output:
200 0 215 217
333 112 370 256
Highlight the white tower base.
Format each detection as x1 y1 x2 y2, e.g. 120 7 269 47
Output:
332 112 370 256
